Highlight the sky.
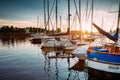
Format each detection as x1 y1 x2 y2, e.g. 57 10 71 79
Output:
0 0 119 32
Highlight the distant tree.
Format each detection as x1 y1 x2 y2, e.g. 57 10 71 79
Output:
0 26 9 33
9 26 14 32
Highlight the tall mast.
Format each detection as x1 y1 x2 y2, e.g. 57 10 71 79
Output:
116 0 120 42
79 0 82 41
44 0 46 31
37 16 39 33
68 0 70 39
117 0 120 29
91 0 94 36
60 16 61 32
109 0 120 42
86 0 88 21
47 0 49 32
56 0 58 32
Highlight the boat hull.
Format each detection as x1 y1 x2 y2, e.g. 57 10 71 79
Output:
88 67 120 80
86 59 120 80
64 46 78 54
87 51 120 63
30 38 41 44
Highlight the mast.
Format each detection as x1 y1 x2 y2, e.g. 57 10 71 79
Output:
37 16 39 33
47 0 49 32
56 0 58 32
86 0 88 21
117 0 120 29
91 0 94 36
116 0 120 42
68 0 70 39
44 0 46 31
79 0 82 41
60 16 61 32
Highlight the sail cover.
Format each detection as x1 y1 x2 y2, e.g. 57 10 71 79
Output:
92 23 118 42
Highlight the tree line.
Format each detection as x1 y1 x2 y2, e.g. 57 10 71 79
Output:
0 26 61 34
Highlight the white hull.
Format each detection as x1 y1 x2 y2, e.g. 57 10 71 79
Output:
72 45 88 59
86 59 120 73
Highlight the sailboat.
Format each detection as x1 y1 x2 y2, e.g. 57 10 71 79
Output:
86 0 120 80
41 0 76 53
30 16 42 44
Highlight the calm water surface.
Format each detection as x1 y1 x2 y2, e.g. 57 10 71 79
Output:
0 37 87 80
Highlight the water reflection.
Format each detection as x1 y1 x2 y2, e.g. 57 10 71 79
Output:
42 50 88 80
0 36 89 80
0 33 29 46
55 58 59 80
43 52 59 80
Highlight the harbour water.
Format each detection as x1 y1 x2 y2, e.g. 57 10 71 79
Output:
0 37 88 80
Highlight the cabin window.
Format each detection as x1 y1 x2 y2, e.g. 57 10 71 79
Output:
115 47 120 54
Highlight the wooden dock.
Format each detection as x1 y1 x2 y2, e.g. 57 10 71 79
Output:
48 54 75 59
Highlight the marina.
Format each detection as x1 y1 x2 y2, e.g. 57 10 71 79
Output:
0 0 120 80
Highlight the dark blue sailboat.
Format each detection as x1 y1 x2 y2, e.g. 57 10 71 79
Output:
86 0 120 80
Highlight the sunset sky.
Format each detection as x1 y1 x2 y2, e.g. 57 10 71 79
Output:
0 0 119 32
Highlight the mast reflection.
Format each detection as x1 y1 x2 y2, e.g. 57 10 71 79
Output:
0 33 28 46
42 50 86 80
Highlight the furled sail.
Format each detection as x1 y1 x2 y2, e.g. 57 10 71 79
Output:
92 23 118 42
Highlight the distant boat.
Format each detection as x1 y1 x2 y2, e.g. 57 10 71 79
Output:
84 35 95 42
41 37 75 52
41 38 57 52
30 33 43 44
30 16 42 44
86 0 120 79
62 39 78 54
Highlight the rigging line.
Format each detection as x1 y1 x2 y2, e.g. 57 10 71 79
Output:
111 13 117 30
87 0 95 22
82 5 87 25
45 0 56 28
61 18 66 31
49 18 54 30
86 0 91 22
80 0 87 24
86 0 89 22
73 0 79 21
61 22 65 31
57 15 65 31
73 0 82 30
71 11 77 30
86 0 94 22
